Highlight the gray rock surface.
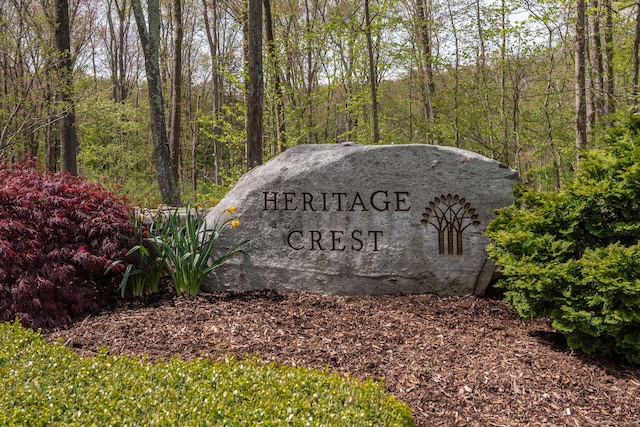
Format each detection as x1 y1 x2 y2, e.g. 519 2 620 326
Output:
202 143 518 296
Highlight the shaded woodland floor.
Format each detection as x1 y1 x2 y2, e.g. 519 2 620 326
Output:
45 290 640 426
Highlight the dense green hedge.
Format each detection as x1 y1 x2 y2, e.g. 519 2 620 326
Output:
486 116 640 364
0 321 413 426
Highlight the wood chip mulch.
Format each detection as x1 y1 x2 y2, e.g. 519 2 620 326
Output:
45 290 640 427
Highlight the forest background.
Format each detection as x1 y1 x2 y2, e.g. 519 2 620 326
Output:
1 0 638 206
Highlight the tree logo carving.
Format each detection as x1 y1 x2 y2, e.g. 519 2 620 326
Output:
420 194 481 255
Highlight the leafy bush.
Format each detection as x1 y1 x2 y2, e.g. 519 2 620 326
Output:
181 180 233 208
0 321 414 426
111 211 168 298
486 116 640 363
116 203 245 298
143 203 246 297
77 97 162 207
0 159 131 328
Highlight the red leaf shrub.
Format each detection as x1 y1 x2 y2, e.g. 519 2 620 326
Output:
0 159 132 329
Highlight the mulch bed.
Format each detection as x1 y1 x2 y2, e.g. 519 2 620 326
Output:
45 290 640 427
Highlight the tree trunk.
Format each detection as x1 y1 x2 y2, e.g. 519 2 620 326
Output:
416 0 435 124
106 0 131 103
303 0 318 144
575 0 588 160
364 0 380 144
475 0 486 74
169 0 183 182
46 87 59 173
602 0 615 116
500 0 509 167
54 0 78 175
300 0 318 144
264 0 286 153
131 0 181 206
633 0 640 104
191 93 199 192
544 27 561 190
246 0 264 169
446 0 460 148
588 0 604 121
202 0 223 184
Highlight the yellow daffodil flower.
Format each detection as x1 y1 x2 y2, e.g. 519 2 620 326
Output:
230 219 241 229
226 206 237 215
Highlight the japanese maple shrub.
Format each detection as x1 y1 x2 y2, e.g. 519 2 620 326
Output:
0 159 132 329
486 116 640 364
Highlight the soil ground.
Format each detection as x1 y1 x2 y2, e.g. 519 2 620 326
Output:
45 289 640 427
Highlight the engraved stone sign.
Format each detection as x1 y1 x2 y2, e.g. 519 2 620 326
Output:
202 143 518 296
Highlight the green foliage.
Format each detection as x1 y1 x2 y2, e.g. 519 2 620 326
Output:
115 203 246 298
555 244 640 360
486 116 640 363
0 321 414 426
197 106 247 187
109 212 168 298
76 97 162 207
157 204 247 296
181 181 233 207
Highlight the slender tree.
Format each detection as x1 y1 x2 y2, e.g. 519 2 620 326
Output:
500 0 509 166
105 0 133 103
131 0 181 205
0 1 43 158
201 0 223 184
303 0 322 144
633 0 640 105
246 0 264 169
54 0 79 175
602 0 615 116
575 0 587 158
445 0 461 148
364 0 380 143
543 19 561 189
415 0 435 124
588 0 604 122
169 0 183 182
264 0 286 153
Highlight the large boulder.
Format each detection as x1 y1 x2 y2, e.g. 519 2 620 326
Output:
203 143 518 296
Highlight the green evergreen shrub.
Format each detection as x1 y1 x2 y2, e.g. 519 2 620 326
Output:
0 321 414 426
486 116 640 363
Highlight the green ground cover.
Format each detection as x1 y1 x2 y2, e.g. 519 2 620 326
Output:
0 322 413 426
